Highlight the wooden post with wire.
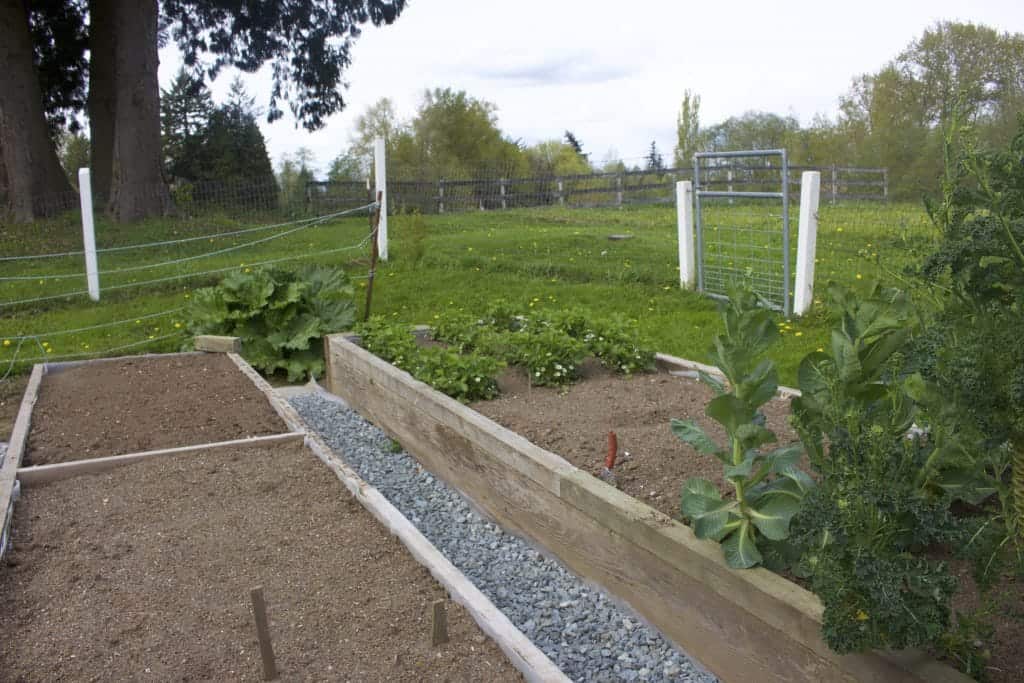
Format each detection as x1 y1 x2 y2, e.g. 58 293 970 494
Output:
363 191 384 322
249 586 278 681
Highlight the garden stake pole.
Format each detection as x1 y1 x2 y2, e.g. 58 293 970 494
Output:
249 586 278 681
363 191 383 322
431 599 449 646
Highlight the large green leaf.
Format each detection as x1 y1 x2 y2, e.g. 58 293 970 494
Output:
831 330 861 382
722 521 763 568
221 269 276 310
670 419 721 455
706 394 755 437
680 478 736 541
186 287 229 328
736 423 776 450
765 443 805 474
748 495 801 540
860 327 910 377
265 313 322 351
698 371 727 396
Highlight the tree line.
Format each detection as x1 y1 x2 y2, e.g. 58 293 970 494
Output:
2 11 1020 223
674 22 1024 199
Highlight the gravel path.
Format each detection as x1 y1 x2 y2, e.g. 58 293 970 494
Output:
291 391 717 683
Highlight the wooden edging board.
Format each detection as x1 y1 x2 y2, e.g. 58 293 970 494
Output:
16 433 305 486
0 365 44 562
322 333 971 683
225 353 569 683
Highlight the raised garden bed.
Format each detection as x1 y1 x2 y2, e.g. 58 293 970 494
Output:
475 358 799 522
323 332 973 683
25 353 287 465
1 350 566 681
0 441 522 681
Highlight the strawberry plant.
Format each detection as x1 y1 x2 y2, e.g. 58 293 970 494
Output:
411 347 502 402
674 290 812 569
185 265 354 381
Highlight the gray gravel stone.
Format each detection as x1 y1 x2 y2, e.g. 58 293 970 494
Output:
291 391 717 683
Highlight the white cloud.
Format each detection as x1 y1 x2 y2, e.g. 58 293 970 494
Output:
158 0 1024 176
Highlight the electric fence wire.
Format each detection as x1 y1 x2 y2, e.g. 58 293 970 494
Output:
0 202 378 281
4 307 185 341
0 224 377 308
0 203 377 263
6 332 188 372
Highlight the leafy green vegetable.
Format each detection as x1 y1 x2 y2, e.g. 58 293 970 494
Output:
674 289 811 569
185 265 354 381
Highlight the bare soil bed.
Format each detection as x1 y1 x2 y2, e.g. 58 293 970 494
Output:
473 360 799 522
0 442 521 681
25 354 287 465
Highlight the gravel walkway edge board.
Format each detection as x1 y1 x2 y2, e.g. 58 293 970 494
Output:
290 391 717 683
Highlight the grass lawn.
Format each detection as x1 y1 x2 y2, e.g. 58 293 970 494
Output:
0 202 936 386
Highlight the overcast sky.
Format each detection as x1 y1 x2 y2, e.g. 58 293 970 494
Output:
157 0 1024 176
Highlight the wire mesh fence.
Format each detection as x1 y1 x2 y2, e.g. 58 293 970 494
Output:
314 164 886 216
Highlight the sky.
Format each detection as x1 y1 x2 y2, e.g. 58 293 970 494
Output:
157 0 1024 177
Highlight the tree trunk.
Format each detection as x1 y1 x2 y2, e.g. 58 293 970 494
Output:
0 0 75 221
88 0 116 203
107 0 168 222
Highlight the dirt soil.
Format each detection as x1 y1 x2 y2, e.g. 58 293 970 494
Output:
0 442 522 682
472 360 800 521
25 354 287 465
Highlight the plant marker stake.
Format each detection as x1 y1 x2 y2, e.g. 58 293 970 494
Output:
605 431 618 470
250 586 278 681
363 190 383 322
431 599 449 646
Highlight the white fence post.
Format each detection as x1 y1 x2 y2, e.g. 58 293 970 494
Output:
794 171 820 316
676 181 695 289
374 137 388 261
78 168 100 301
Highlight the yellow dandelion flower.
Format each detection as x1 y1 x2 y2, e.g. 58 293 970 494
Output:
856 274 863 280
2 339 10 347
795 332 803 337
855 610 869 621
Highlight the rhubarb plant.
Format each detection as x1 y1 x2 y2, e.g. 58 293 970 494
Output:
674 290 813 569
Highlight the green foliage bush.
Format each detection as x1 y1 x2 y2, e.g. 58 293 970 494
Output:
185 265 355 381
790 284 973 655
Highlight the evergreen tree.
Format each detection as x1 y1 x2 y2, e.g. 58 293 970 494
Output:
195 79 276 205
160 68 215 181
645 141 664 172
564 130 588 161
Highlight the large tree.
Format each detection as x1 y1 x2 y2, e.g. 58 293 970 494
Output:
0 0 81 220
1 0 407 221
673 90 705 168
839 21 1024 197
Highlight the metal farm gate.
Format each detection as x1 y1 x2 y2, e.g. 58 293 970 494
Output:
694 150 793 316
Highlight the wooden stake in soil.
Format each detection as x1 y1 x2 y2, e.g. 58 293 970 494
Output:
250 586 278 681
431 599 449 646
363 190 384 322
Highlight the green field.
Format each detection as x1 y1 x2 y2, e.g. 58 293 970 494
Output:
0 202 937 384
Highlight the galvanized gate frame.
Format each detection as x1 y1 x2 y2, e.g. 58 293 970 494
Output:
693 149 792 317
